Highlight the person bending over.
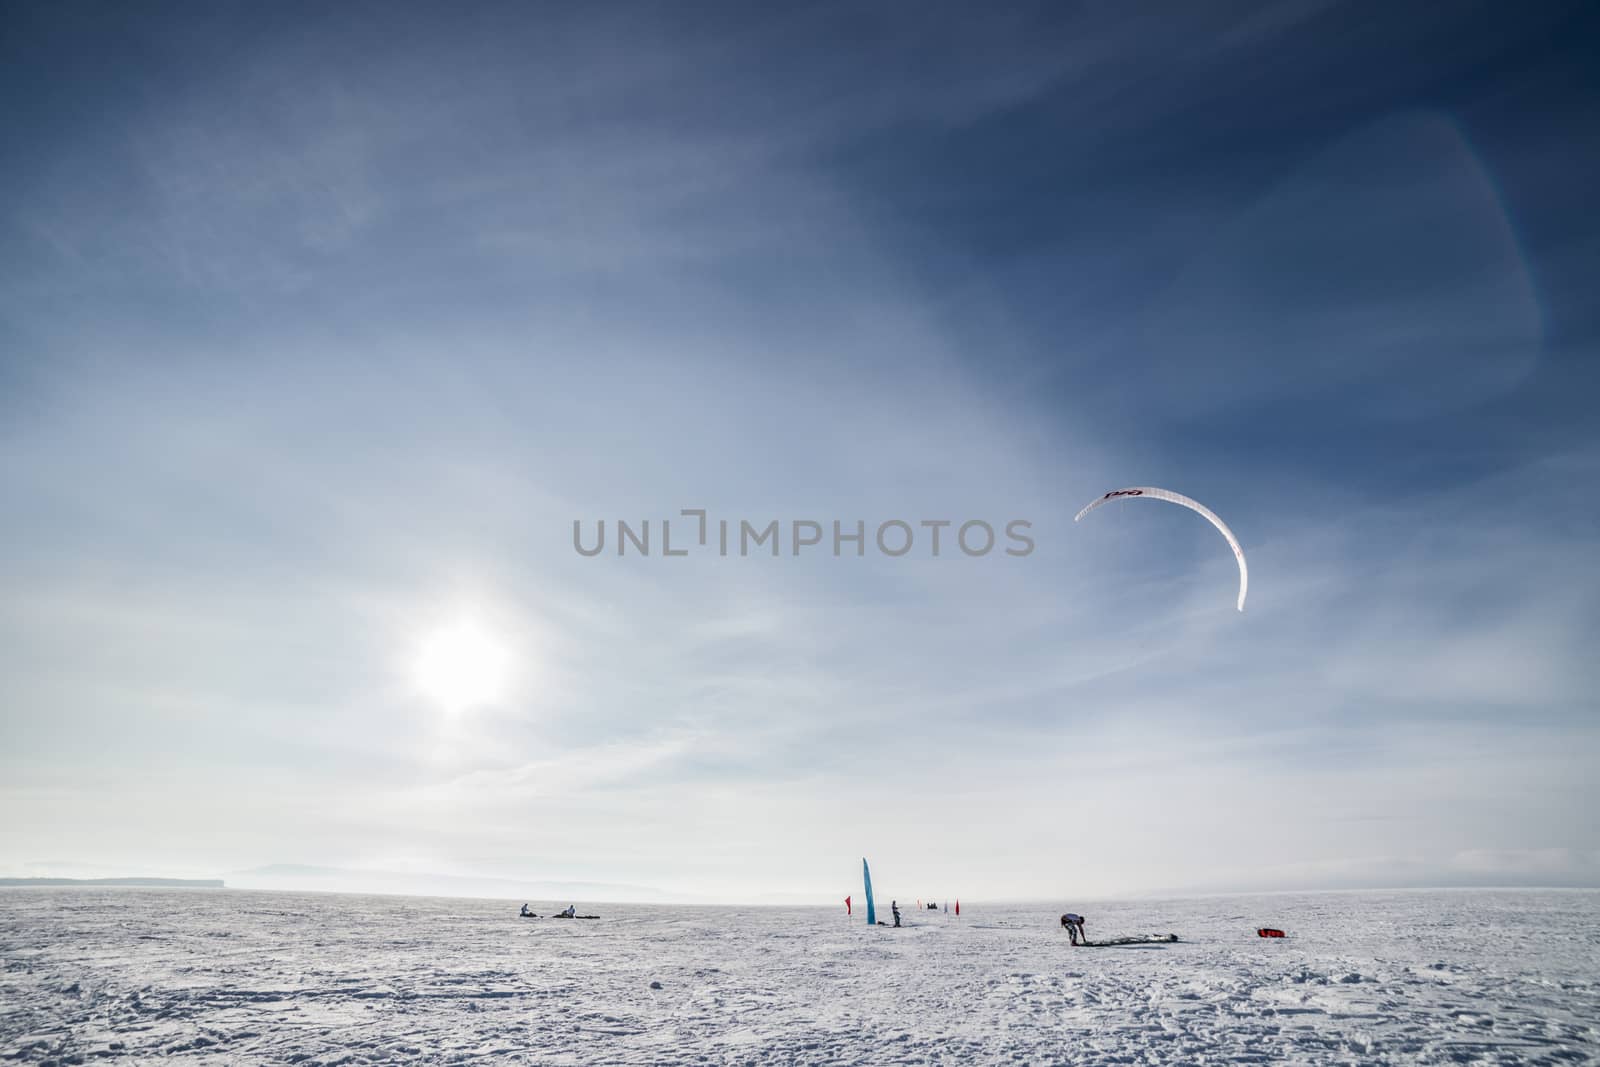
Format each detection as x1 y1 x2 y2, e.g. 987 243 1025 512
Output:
1060 912 1086 945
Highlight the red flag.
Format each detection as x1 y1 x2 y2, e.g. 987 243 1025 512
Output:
955 899 960 917
845 895 852 916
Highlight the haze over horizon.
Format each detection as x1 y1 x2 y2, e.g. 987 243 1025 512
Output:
11 862 1599 908
3 3 1598 904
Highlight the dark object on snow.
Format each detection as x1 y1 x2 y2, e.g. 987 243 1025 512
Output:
1258 928 1286 938
1080 934 1178 947
550 914 600 919
926 903 938 909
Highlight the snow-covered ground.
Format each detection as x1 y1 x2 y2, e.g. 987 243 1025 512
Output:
2 888 1597 1064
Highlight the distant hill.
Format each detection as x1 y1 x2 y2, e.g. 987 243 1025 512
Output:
230 864 676 902
0 877 225 888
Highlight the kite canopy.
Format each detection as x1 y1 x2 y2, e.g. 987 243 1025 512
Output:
1074 487 1249 611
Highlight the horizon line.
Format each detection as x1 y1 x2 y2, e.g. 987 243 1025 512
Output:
5 880 1597 906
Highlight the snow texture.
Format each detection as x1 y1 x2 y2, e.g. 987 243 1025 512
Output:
2 888 1597 1065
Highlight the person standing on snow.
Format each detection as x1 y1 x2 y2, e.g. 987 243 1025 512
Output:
1061 912 1086 945
891 901 901 928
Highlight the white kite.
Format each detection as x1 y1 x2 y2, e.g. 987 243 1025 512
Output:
1074 487 1249 611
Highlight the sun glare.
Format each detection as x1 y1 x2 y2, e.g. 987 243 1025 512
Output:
414 619 511 712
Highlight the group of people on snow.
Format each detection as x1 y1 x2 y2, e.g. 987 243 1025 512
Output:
519 903 578 918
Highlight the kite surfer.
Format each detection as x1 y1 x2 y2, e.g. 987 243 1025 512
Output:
1061 912 1086 945
891 901 901 927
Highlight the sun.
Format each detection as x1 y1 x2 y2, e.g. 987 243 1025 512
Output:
414 618 512 712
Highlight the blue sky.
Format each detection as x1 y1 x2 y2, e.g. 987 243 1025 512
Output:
1 2 1597 902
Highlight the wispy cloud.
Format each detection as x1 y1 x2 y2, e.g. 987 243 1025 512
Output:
1 2 1595 900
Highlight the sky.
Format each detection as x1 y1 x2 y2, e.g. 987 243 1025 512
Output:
1 1 1598 904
